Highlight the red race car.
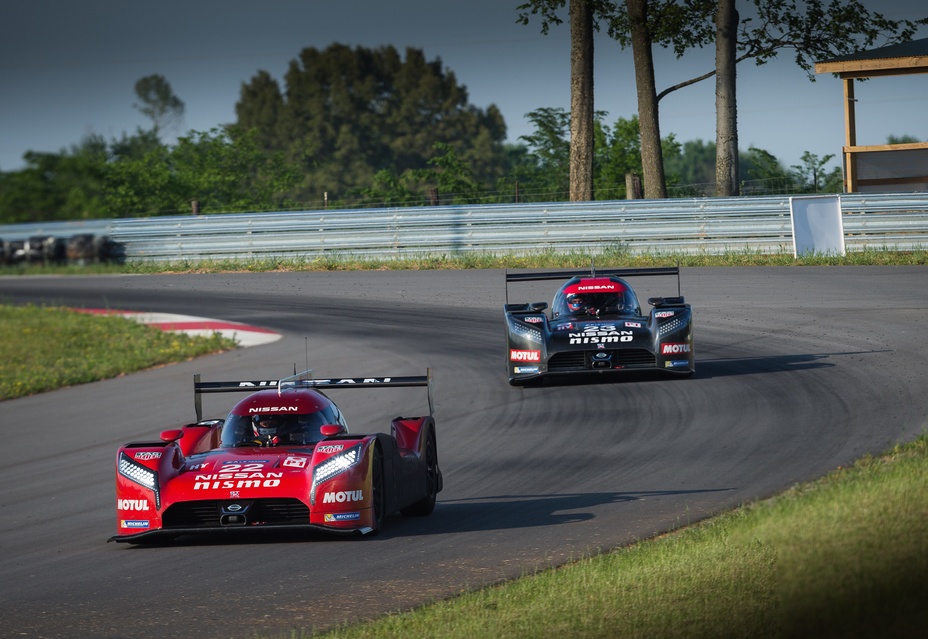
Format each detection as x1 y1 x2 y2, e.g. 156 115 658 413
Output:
109 368 441 543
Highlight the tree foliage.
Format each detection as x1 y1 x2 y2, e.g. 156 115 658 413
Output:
234 44 509 203
0 138 108 223
606 0 928 196
509 107 681 200
101 127 302 216
133 74 186 137
8 31 916 223
518 107 573 199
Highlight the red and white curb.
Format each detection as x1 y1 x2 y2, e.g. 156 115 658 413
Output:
76 309 281 348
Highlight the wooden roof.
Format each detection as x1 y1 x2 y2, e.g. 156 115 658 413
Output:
815 37 928 78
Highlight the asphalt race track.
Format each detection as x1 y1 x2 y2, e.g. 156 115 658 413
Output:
1 267 927 638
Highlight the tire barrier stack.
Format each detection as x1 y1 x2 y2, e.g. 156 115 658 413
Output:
0 233 119 266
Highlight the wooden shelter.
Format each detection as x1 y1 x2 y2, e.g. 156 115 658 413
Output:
815 38 928 192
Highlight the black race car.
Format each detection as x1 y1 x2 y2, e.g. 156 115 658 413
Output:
504 266 694 385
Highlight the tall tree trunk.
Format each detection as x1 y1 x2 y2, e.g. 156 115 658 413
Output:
715 0 739 196
569 0 594 201
626 0 666 199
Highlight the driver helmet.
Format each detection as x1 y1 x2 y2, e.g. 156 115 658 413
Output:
566 294 585 313
252 414 282 446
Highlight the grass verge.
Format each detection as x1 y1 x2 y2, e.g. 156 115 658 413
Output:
315 436 928 639
0 304 237 400
1 248 927 276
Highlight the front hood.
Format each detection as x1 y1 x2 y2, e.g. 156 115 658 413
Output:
166 447 315 499
549 317 648 346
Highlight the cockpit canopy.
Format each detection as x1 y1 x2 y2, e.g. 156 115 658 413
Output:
220 388 347 447
551 276 640 319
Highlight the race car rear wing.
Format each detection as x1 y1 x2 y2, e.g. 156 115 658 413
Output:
193 368 434 421
505 266 681 304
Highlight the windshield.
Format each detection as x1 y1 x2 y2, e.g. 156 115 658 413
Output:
221 406 342 447
552 288 640 318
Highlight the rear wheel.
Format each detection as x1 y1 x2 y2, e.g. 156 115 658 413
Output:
369 445 385 535
401 429 438 516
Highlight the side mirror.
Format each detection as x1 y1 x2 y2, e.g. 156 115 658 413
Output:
160 429 183 442
320 424 347 437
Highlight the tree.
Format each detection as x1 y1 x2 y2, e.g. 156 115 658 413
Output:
0 138 109 223
513 107 680 201
791 151 836 193
569 0 595 200
664 139 717 190
518 107 572 200
609 1 927 197
594 115 644 195
518 1 612 201
887 134 921 145
133 74 185 137
102 128 302 216
235 44 508 203
741 145 795 194
625 0 665 198
360 169 422 207
423 142 484 204
715 0 739 196
520 0 710 199
234 71 284 152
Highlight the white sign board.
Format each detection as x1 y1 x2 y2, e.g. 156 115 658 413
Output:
789 195 845 257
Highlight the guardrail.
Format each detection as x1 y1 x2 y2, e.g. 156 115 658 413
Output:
2 192 927 264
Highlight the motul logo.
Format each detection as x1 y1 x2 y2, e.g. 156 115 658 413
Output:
323 490 364 503
117 499 150 511
510 349 541 362
661 343 691 355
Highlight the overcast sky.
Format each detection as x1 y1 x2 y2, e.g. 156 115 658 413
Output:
1 0 926 173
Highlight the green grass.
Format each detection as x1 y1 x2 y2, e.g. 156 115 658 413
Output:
0 304 238 400
314 437 928 639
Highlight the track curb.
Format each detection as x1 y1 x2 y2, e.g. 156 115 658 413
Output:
76 309 281 347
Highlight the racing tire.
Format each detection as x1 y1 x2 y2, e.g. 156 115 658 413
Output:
370 445 386 535
401 428 438 517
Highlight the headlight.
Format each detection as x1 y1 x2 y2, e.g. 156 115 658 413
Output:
510 319 542 344
310 443 362 505
118 452 161 508
658 316 685 337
